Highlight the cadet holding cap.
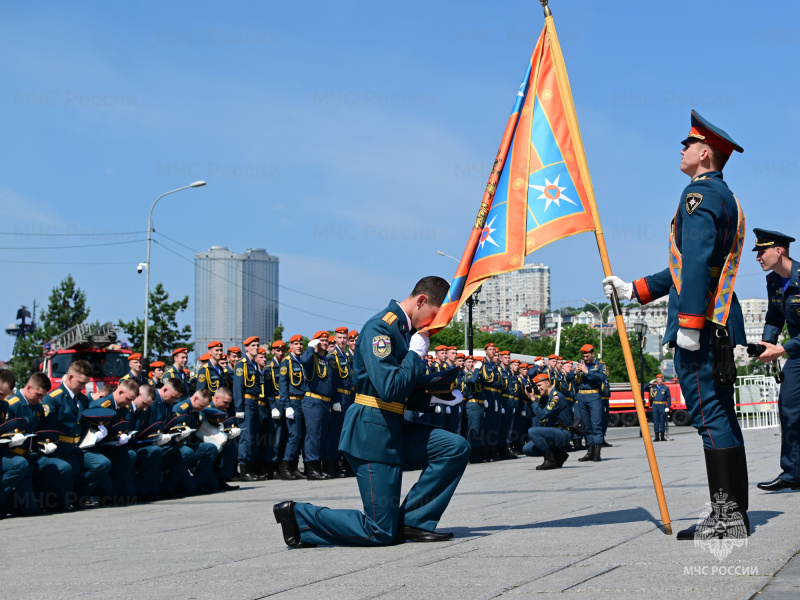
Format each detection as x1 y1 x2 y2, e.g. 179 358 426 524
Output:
750 229 800 492
602 110 749 540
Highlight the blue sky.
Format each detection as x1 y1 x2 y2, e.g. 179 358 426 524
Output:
1 0 798 358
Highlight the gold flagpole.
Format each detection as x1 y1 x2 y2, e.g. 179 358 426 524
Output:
540 0 672 534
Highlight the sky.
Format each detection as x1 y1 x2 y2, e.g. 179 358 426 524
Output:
1 0 798 359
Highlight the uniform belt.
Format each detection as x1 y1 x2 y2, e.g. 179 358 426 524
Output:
578 389 600 394
244 394 259 401
306 392 331 402
467 399 485 404
258 399 270 407
59 434 80 444
502 393 515 399
288 395 303 401
336 388 352 395
354 393 405 415
484 386 501 393
9 447 27 456
652 401 667 404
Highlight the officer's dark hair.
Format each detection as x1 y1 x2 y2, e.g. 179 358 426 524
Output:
118 378 139 394
163 377 185 396
138 384 156 401
195 388 212 403
215 386 232 398
27 372 51 391
0 368 16 390
707 144 730 171
410 276 450 307
97 384 117 397
68 359 93 378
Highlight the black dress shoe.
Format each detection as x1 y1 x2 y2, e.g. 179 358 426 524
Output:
273 501 317 549
219 481 240 491
601 441 613 448
402 526 454 542
757 477 800 491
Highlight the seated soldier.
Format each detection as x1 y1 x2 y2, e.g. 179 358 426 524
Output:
211 387 241 490
173 388 220 494
126 384 163 502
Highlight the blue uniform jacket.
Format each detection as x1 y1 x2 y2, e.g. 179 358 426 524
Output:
532 389 572 428
41 384 92 448
299 347 333 399
263 358 282 401
574 361 607 395
327 346 353 405
162 365 191 399
278 354 308 409
232 356 263 412
763 259 800 358
338 300 429 465
632 171 746 345
197 361 229 392
649 383 671 405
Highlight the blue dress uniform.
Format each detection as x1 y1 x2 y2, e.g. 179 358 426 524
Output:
326 344 353 472
3 393 72 514
599 362 610 437
291 300 470 546
196 361 229 392
499 363 518 453
125 402 163 499
40 383 112 509
233 347 264 477
147 394 194 497
441 362 462 435
574 357 607 451
279 345 308 474
162 363 191 400
0 405 32 513
172 400 219 491
260 355 284 476
626 110 749 539
650 380 671 439
88 395 137 500
759 244 800 487
464 367 487 460
477 353 505 456
299 338 333 478
522 386 573 468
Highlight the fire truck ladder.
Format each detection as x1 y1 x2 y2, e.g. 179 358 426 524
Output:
49 322 118 352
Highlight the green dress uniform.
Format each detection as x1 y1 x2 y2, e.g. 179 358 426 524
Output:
292 301 471 546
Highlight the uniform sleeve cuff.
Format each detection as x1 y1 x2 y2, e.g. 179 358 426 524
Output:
782 338 800 355
633 278 653 304
678 313 706 329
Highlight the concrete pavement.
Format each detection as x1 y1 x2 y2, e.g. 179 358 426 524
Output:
2 427 798 599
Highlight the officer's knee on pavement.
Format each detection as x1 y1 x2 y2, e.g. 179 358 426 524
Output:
11 457 30 478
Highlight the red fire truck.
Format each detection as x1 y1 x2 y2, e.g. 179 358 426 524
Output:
40 322 132 394
608 378 690 427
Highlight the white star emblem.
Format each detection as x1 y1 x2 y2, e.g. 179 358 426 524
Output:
479 215 499 250
529 173 577 212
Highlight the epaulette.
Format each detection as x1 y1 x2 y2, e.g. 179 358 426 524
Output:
101 400 111 408
180 402 188 410
381 312 398 325
6 397 19 405
49 388 63 397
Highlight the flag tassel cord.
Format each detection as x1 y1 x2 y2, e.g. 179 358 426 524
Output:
541 1 672 535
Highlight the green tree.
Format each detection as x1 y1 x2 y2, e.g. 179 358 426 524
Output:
272 322 285 342
119 283 193 361
9 275 90 384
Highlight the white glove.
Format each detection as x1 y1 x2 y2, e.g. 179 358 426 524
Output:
332 402 342 412
434 404 442 413
409 331 430 358
9 433 26 447
521 410 527 417
154 433 172 446
602 275 633 301
42 442 57 454
115 433 131 446
677 327 701 351
271 408 281 419
483 400 489 408
95 425 108 442
501 407 506 414
309 338 321 349
178 428 193 440
445 406 451 414
218 423 225 431
495 401 499 412
664 407 670 413
228 427 242 439
235 411 245 419
286 407 295 420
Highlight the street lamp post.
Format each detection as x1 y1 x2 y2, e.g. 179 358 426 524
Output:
143 181 206 360
633 319 648 396
436 250 471 353
581 298 611 360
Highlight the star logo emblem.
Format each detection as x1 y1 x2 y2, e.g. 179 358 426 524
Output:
530 173 577 212
479 215 499 249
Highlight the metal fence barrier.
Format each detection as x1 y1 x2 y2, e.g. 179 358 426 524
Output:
735 375 780 430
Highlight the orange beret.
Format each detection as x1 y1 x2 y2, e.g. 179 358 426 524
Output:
499 350 511 356
172 348 188 356
511 358 520 363
484 343 496 349
272 340 286 349
257 348 267 355
227 347 241 354
447 346 457 350
149 361 165 368
244 336 259 346
312 330 328 340
128 353 142 361
348 330 358 339
520 363 529 368
199 353 210 362
432 345 445 351
457 353 465 359
221 354 227 360
532 373 551 384
207 341 223 349
289 334 303 343
657 373 663 378
580 344 594 353
548 354 558 360
334 326 348 334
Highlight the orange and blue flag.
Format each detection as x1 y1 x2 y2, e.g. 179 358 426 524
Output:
428 17 601 331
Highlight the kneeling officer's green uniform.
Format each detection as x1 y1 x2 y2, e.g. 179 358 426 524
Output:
290 300 470 546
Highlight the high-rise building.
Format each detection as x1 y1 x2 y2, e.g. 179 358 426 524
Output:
195 246 279 352
458 263 550 330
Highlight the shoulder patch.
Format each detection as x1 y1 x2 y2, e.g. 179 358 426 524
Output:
199 374 206 383
280 366 288 376
381 312 398 325
101 400 111 408
236 367 243 377
685 192 703 215
50 388 63 397
7 397 19 405
547 398 557 410
43 404 50 416
372 335 391 358
180 402 188 410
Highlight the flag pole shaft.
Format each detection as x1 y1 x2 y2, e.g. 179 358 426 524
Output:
544 11 672 535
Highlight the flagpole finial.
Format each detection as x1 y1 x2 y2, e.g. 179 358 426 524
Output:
539 0 552 17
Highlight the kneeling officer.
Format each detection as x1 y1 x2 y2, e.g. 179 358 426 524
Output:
522 373 572 470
